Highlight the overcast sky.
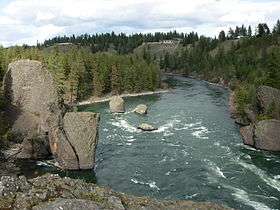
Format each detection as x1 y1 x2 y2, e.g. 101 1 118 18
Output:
0 0 279 46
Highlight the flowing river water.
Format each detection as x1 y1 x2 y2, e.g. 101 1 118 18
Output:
16 75 277 210
79 76 280 210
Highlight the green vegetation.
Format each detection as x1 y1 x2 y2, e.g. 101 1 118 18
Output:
0 21 280 120
160 21 280 116
0 46 160 103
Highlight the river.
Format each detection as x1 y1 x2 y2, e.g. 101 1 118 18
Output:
79 76 280 209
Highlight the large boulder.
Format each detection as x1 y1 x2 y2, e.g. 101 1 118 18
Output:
240 125 254 146
133 104 148 115
54 112 100 170
137 123 157 131
256 86 280 119
3 60 62 158
109 96 125 113
16 137 50 160
3 60 100 170
254 119 280 151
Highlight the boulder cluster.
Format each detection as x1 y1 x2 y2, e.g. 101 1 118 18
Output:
230 86 280 151
2 60 100 170
109 97 157 131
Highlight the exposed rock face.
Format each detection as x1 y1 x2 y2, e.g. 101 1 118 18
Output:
3 60 63 140
3 60 62 159
3 60 100 170
133 104 148 115
254 120 280 151
257 86 280 119
0 174 231 210
234 117 250 126
55 112 100 170
239 120 280 151
33 199 101 210
138 123 157 131
16 137 50 159
109 96 125 113
240 125 254 146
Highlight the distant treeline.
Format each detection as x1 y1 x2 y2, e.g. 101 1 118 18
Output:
0 47 160 102
161 21 280 118
41 20 280 55
42 31 186 54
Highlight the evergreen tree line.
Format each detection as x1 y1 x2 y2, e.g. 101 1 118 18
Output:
161 21 280 117
0 46 160 103
42 31 187 54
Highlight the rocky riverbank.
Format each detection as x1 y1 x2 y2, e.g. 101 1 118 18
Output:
0 173 231 210
0 60 233 209
77 90 170 106
229 86 280 151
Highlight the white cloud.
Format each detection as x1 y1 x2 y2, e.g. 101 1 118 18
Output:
0 0 279 46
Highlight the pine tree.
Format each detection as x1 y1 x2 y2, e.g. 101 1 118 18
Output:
111 63 122 95
273 20 280 34
248 26 252 37
218 31 226 42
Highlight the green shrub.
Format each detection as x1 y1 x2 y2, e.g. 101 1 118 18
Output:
235 84 256 117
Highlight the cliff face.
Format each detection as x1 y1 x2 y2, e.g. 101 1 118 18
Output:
230 86 280 151
2 59 100 170
0 173 231 210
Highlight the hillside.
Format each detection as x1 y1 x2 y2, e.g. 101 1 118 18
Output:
134 40 182 59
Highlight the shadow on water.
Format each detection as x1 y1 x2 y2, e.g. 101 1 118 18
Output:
239 147 280 175
14 159 97 183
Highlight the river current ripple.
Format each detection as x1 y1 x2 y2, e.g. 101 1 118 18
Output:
81 76 280 210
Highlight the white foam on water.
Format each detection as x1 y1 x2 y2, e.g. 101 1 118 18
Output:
111 119 140 133
204 159 226 179
130 178 160 190
103 128 109 132
185 193 198 199
224 185 272 210
163 132 174 137
36 161 51 167
238 160 280 192
153 119 180 133
239 144 260 152
174 121 202 131
274 175 280 180
127 139 136 142
165 171 171 176
126 143 132 146
167 143 181 147
182 150 189 157
214 142 220 146
159 156 167 163
191 126 209 139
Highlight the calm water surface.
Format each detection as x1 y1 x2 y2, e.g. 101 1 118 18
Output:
79 76 280 210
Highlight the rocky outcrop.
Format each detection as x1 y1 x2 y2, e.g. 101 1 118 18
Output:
16 137 50 159
33 199 101 210
240 125 254 146
240 120 280 151
0 174 231 210
257 86 280 119
138 123 157 131
55 112 100 170
3 60 100 170
133 104 148 115
254 120 280 151
109 96 125 113
3 60 62 159
230 85 280 151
